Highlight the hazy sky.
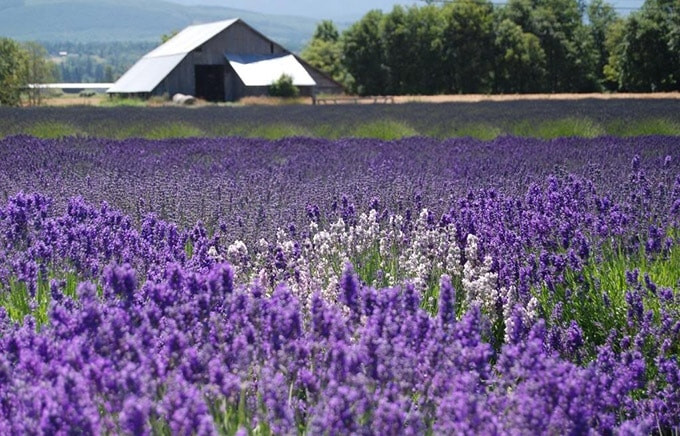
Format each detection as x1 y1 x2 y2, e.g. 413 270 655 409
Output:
171 0 645 20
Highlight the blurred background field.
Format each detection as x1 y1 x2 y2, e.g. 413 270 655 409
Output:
2 98 680 140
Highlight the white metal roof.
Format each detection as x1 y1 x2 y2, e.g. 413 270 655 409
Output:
146 19 238 58
28 83 113 90
108 19 238 94
226 53 316 87
107 54 185 93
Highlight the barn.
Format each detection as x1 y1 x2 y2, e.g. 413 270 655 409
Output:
107 18 343 102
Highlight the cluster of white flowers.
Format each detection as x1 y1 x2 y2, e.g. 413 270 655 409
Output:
207 245 222 261
225 240 249 274
217 211 520 319
501 284 540 343
398 209 461 303
215 219 547 344
461 234 499 317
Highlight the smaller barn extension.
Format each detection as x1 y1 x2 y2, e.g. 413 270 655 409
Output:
107 18 343 102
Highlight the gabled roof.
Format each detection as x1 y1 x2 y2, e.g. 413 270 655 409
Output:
107 54 185 94
226 54 316 87
108 18 238 94
146 19 238 58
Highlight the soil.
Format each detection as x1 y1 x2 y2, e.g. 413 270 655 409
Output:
391 92 680 103
35 92 680 107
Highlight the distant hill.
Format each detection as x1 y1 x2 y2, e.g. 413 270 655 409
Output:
166 0 408 21
0 0 322 52
166 0 645 20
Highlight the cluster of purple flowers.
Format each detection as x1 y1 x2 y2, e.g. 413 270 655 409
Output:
0 134 678 239
0 133 679 433
2 250 679 433
1 259 678 433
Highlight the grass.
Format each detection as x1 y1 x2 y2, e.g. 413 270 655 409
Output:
431 122 504 140
0 271 81 326
143 122 205 139
211 123 314 140
24 121 82 138
535 237 680 359
509 117 607 139
607 118 680 136
4 116 680 141
236 96 309 106
349 119 419 140
98 97 149 108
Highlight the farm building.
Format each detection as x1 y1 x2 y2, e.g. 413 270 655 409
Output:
107 18 343 102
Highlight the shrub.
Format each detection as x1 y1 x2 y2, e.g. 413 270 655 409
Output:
268 74 299 98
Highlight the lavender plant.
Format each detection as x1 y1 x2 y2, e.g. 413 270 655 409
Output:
0 132 679 433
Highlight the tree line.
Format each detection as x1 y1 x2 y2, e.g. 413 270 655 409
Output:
0 39 157 106
41 41 156 84
302 0 680 95
0 38 56 106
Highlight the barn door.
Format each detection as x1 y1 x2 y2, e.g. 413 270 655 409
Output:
195 65 225 102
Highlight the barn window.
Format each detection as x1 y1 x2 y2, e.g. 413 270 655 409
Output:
270 42 274 54
195 46 203 53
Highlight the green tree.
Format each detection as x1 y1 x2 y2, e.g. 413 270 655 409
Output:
440 0 495 93
23 41 56 106
301 21 351 88
602 17 626 88
0 37 27 106
407 5 448 94
313 20 339 42
382 6 413 94
379 5 446 94
587 0 618 88
494 18 547 92
503 0 598 91
269 74 299 98
610 0 679 91
342 10 388 95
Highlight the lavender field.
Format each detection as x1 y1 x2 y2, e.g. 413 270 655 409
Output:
2 99 680 140
1 115 680 434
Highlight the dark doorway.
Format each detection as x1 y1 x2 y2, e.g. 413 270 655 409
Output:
195 65 225 101
225 71 236 102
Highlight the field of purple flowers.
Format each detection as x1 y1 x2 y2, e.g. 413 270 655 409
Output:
1 132 680 434
2 99 680 140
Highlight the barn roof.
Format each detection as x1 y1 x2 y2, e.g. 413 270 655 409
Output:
226 54 316 87
108 19 238 94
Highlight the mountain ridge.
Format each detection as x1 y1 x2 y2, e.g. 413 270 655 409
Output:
0 0 326 52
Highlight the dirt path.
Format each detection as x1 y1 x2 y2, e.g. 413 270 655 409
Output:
391 92 680 103
36 92 680 107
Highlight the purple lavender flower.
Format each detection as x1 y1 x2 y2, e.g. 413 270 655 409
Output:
339 263 361 320
120 396 152 436
103 263 136 303
438 274 456 327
